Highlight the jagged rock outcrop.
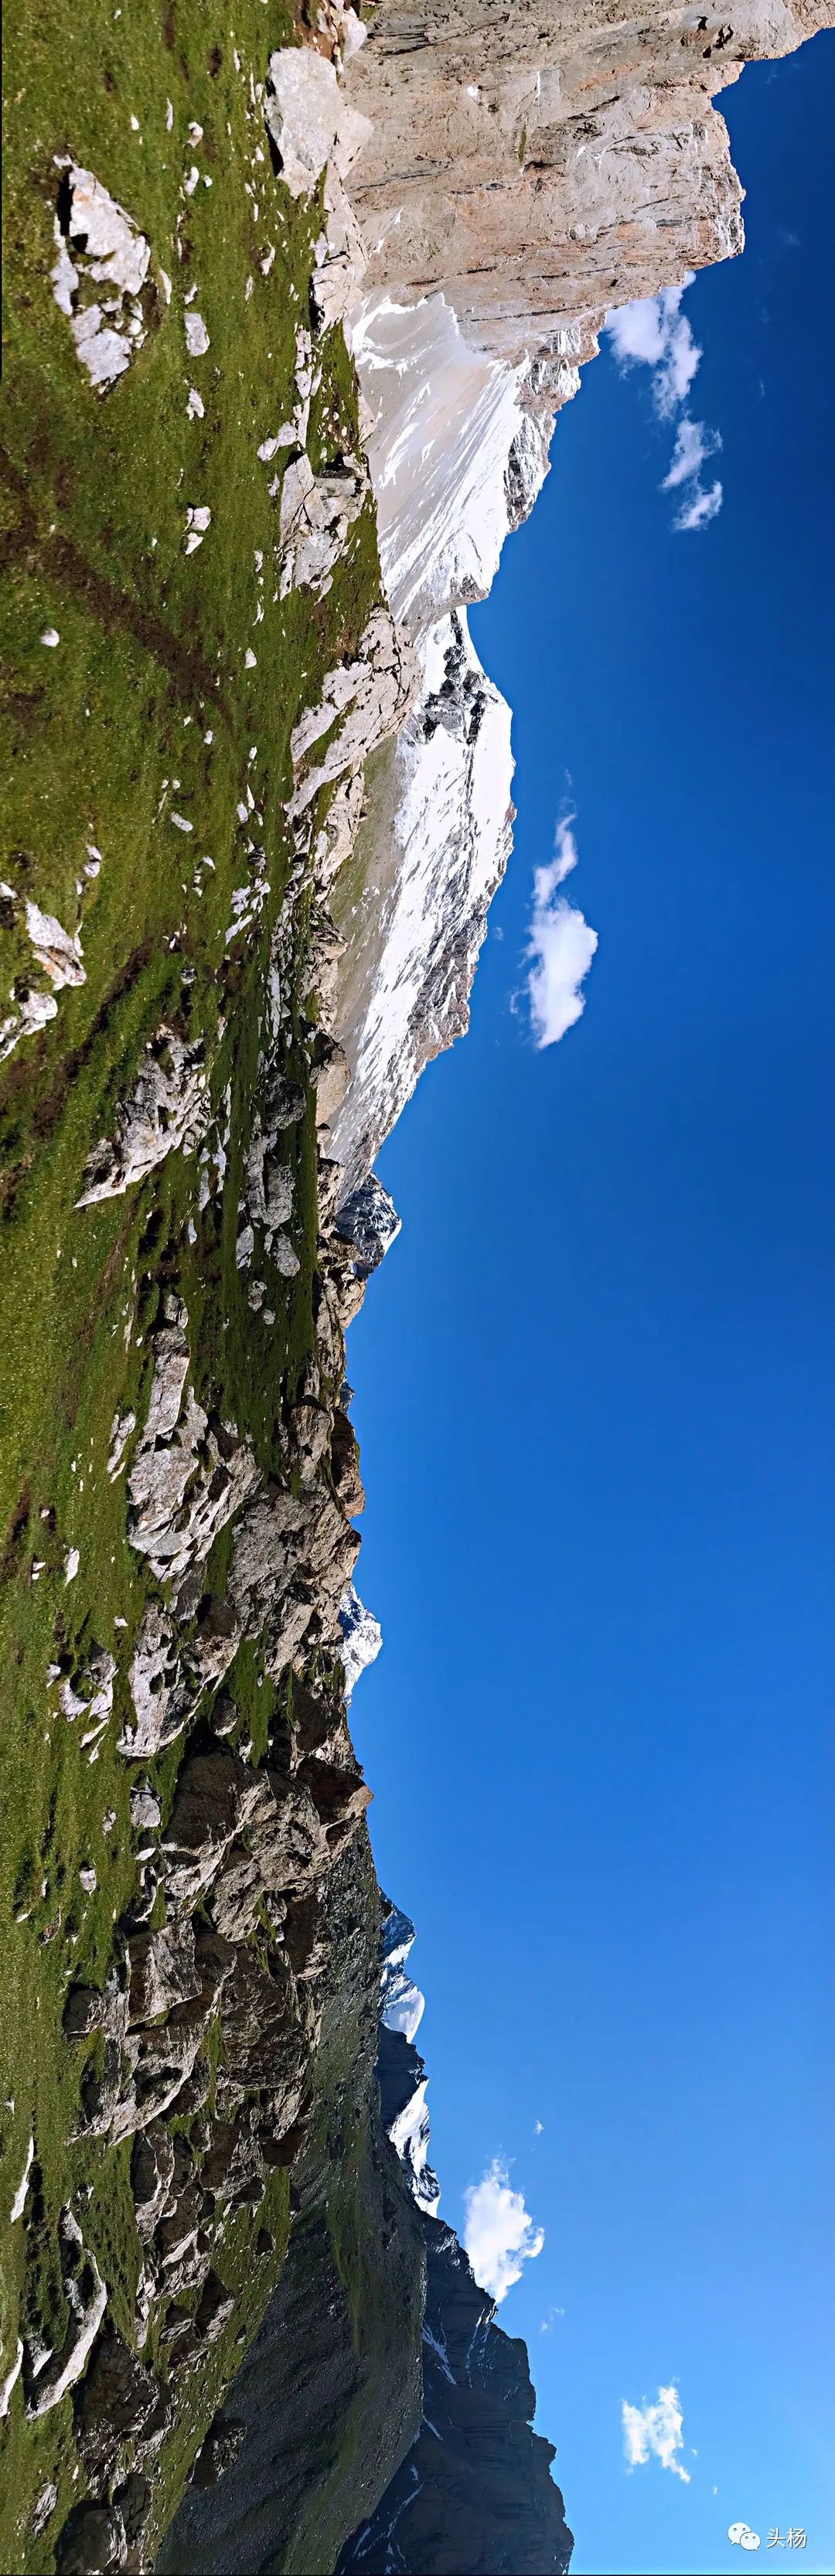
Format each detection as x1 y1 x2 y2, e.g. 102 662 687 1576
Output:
51 161 153 390
343 0 830 353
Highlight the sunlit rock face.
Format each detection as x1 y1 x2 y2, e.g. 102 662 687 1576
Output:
329 0 832 1195
343 0 830 355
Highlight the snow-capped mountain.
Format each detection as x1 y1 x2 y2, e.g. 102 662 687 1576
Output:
330 285 567 1193
379 1901 439 2215
339 1582 383 1699
329 0 831 1203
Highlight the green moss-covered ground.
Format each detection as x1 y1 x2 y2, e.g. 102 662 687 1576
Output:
1 5 382 2564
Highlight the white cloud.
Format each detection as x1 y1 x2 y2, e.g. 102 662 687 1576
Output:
527 864 598 1048
605 279 700 417
526 813 598 1046
606 280 723 531
533 2118 544 2136
622 2383 691 2482
540 2305 565 2331
662 417 722 490
463 2159 544 2302
662 419 724 530
551 814 578 884
673 477 724 533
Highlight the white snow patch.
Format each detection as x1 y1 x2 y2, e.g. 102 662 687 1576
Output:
338 1583 382 1697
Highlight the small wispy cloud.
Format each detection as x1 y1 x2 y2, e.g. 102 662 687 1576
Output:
671 478 724 532
463 2159 544 2303
533 2118 544 2136
526 813 598 1049
550 816 579 884
605 278 723 533
605 279 701 417
622 2383 691 2482
662 417 722 491
540 2305 565 2332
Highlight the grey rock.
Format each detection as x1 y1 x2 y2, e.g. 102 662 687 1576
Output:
313 1037 351 1131
288 608 417 822
77 1027 210 1205
127 1921 201 2026
32 2482 58 2537
161 1753 267 1913
129 1784 161 1835
329 1409 365 1518
25 2210 107 2419
52 163 150 394
123 1603 189 1760
56 2503 127 2574
74 2332 169 2482
64 1971 127 2046
131 2123 176 2243
193 2270 235 2349
127 1320 260 1587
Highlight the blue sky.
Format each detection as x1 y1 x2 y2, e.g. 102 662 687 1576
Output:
347 33 833 2576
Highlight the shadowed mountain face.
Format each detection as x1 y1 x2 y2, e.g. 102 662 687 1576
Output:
338 2025 573 2576
156 1840 425 2576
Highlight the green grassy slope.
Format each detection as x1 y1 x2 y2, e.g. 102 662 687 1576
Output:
0 6 383 2564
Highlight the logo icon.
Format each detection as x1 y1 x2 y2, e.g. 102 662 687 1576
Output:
729 2530 762 2555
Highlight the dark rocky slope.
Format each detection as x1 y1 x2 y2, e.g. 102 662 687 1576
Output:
162 1941 572 2576
158 1839 424 2576
335 2024 573 2576
339 2204 574 2576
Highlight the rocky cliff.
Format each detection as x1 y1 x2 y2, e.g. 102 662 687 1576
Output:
2 3 832 2574
339 2201 574 2576
163 1905 573 2576
327 0 833 1190
334 1916 573 2576
343 0 827 346
156 1849 425 2576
